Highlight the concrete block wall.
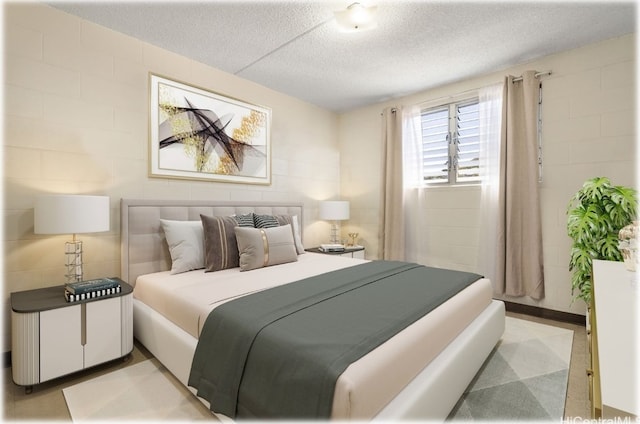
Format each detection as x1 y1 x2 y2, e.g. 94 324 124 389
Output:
3 3 341 353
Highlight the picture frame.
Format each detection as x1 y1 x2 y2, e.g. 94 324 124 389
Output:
149 74 271 185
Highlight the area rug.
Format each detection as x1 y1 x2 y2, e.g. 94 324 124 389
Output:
63 358 214 421
64 317 572 421
448 316 574 421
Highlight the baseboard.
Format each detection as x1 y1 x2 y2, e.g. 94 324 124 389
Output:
4 351 11 369
503 301 585 326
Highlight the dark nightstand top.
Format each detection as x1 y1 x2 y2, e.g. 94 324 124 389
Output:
305 246 365 255
11 278 133 313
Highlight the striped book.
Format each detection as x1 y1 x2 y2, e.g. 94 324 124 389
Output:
65 277 120 294
65 285 121 302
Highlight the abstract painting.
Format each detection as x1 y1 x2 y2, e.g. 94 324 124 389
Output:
149 74 271 184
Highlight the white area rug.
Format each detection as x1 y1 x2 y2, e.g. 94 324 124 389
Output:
448 316 574 421
63 359 213 421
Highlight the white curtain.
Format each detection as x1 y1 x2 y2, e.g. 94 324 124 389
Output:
402 105 429 264
477 82 506 293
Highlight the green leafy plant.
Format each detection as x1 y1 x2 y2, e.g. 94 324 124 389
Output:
567 177 637 303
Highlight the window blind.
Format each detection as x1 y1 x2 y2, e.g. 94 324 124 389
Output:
420 98 480 185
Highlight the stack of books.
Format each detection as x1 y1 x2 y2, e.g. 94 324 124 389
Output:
64 277 121 302
319 243 346 252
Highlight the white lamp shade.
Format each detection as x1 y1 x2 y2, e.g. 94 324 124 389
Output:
34 195 110 235
319 201 350 221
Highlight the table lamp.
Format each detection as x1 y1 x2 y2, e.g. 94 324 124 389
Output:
34 194 110 283
319 200 350 245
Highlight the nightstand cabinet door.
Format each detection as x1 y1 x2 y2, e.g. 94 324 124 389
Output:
40 305 84 382
85 297 122 368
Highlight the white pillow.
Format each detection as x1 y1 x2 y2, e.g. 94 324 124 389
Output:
290 215 305 254
160 219 205 274
267 214 305 255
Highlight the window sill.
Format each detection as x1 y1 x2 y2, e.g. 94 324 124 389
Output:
421 182 481 190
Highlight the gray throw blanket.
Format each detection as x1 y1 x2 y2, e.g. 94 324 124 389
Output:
188 261 481 419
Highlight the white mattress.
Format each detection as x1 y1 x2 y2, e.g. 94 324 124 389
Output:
133 253 492 419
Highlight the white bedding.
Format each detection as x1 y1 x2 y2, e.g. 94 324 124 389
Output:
134 253 369 338
133 253 493 419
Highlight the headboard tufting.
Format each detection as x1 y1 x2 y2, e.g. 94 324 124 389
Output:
120 199 304 285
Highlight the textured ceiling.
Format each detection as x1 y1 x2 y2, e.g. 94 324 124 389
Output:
50 1 636 112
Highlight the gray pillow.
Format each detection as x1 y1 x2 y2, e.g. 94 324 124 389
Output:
235 225 298 271
200 214 240 272
160 219 204 274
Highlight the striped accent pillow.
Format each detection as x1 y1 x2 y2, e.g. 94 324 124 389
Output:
233 213 255 227
254 214 279 228
200 215 240 272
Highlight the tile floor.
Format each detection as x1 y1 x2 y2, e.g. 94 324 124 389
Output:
3 311 589 421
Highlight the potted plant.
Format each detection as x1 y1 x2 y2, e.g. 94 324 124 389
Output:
566 177 637 303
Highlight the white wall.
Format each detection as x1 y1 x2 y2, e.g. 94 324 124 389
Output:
339 34 637 316
3 3 341 352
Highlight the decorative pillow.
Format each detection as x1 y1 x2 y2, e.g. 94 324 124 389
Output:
254 213 279 228
160 219 204 274
275 215 305 255
200 214 240 272
233 212 255 227
235 225 298 271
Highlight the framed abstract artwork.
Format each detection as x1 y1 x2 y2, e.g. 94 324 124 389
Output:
149 74 271 185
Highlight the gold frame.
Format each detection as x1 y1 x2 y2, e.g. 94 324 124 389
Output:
148 73 272 185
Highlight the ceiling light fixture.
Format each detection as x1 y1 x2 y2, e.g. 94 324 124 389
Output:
334 2 378 33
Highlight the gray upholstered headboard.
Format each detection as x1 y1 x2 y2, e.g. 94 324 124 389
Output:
120 199 304 285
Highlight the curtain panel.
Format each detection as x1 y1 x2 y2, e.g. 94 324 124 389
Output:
478 82 507 293
378 107 406 260
402 106 430 265
501 71 545 299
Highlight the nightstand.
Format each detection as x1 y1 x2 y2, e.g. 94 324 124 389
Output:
306 246 365 259
11 278 133 393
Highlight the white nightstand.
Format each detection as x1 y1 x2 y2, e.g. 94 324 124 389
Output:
306 246 365 259
11 278 133 393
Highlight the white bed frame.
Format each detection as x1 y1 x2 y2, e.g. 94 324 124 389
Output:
121 199 505 421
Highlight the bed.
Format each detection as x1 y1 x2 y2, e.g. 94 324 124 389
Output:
121 199 505 420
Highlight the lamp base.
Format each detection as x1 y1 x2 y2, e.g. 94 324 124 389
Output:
65 240 83 283
329 221 342 245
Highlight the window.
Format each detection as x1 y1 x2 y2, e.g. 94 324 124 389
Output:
420 98 480 185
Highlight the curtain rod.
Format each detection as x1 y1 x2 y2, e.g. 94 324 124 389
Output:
381 70 552 115
512 70 552 83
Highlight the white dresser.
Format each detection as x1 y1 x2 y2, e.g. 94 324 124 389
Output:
591 259 639 418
